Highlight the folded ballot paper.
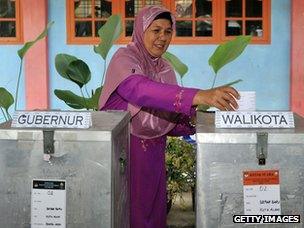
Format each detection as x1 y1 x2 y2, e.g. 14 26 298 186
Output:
236 91 256 111
207 91 256 112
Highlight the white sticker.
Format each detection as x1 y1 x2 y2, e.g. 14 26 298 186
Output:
215 111 294 128
243 170 281 215
31 180 66 228
12 111 92 129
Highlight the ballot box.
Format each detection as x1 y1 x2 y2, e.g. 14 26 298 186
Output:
0 111 130 228
196 112 304 228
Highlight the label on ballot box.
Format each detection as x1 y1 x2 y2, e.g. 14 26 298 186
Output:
12 111 91 129
215 111 295 128
31 180 66 228
243 170 281 215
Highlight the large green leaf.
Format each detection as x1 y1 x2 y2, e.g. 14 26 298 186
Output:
0 87 14 112
222 79 243 87
66 59 91 88
18 21 54 59
54 89 100 110
163 52 188 78
208 35 252 74
54 90 87 109
87 86 102 110
94 14 123 60
55 53 78 80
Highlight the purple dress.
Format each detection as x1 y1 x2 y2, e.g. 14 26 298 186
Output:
101 75 198 228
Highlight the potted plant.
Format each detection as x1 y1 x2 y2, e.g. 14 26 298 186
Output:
54 15 123 110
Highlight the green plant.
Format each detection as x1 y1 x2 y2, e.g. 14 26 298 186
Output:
0 87 14 121
208 35 251 88
166 137 195 205
54 15 123 110
0 21 54 122
163 35 252 111
162 51 188 86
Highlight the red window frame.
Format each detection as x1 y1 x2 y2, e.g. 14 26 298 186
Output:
0 0 23 44
66 0 271 45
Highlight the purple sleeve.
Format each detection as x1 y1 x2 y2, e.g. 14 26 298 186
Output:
117 74 199 115
168 111 196 136
168 122 196 136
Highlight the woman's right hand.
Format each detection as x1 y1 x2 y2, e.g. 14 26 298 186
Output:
193 86 240 111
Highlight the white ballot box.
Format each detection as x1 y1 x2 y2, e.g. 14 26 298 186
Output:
196 112 304 228
0 111 130 228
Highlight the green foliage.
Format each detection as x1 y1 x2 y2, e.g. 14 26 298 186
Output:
18 21 54 59
65 59 91 88
94 15 123 60
55 15 122 110
0 87 14 121
166 137 195 203
54 87 101 110
55 53 78 80
54 90 88 110
163 52 188 78
54 53 101 110
163 36 251 92
209 35 252 74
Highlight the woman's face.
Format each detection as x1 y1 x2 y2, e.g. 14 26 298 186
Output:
143 18 173 58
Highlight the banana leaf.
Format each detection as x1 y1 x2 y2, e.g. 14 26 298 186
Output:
54 90 88 109
0 87 14 112
54 88 101 110
94 15 123 60
65 59 91 88
208 35 251 74
55 53 78 80
87 86 102 110
163 52 188 78
18 21 54 59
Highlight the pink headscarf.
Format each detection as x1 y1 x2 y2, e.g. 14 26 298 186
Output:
99 5 178 139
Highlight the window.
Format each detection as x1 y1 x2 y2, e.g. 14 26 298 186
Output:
0 0 22 44
67 0 270 44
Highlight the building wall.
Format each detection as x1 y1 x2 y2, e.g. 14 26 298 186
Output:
48 0 290 111
291 0 304 116
0 46 25 123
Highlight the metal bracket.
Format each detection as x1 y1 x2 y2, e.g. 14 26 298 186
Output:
256 132 268 165
43 130 55 155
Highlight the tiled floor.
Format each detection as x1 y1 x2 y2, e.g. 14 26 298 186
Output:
166 191 195 228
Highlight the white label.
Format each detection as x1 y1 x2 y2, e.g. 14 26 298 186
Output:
215 111 294 128
243 170 281 215
31 180 66 228
237 91 256 111
12 111 91 129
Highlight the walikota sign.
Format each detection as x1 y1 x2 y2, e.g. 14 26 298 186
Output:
215 111 295 128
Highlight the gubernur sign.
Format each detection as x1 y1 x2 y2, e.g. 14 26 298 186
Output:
11 111 92 129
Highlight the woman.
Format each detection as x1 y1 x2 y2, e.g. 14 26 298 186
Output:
99 6 239 228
